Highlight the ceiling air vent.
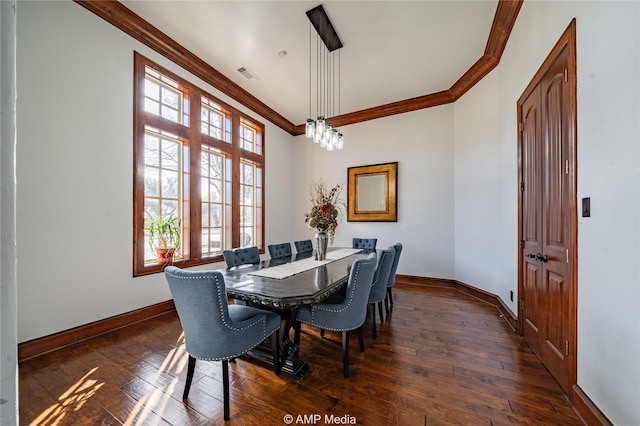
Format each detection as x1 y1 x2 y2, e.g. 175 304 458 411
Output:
237 66 260 80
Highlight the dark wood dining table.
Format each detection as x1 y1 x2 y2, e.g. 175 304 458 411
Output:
219 248 367 379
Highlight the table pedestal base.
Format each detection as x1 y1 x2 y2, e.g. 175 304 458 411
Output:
242 306 308 379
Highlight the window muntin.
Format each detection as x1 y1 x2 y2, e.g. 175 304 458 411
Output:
134 53 265 276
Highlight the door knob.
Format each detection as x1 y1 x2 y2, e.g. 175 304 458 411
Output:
525 253 537 259
536 253 549 263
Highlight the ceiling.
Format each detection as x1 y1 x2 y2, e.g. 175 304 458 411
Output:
119 1 498 128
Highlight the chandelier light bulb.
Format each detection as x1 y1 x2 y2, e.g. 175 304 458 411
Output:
305 119 315 139
313 125 322 143
319 133 327 148
324 124 333 144
316 117 325 136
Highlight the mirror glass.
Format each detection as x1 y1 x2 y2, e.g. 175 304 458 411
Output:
357 174 386 211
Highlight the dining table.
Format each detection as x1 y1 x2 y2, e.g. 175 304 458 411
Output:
219 247 367 379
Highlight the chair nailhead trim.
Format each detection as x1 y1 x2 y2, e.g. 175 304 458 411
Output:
165 270 280 360
296 259 374 332
372 250 392 289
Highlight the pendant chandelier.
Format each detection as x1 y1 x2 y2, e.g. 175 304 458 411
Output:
305 5 344 151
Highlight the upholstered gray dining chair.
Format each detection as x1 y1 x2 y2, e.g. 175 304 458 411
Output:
164 266 281 421
223 246 260 269
294 239 313 254
368 247 395 338
296 254 376 378
385 243 403 314
267 242 292 259
352 237 377 254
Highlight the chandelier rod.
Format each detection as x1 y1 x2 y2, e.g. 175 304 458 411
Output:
309 23 312 120
305 4 344 150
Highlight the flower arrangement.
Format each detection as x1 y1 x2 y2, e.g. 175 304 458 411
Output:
305 179 345 245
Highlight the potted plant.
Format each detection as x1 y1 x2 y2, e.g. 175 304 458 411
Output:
147 214 181 264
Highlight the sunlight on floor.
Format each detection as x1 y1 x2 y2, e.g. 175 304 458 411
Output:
30 367 104 426
159 333 187 377
123 334 186 425
123 378 179 426
30 333 189 425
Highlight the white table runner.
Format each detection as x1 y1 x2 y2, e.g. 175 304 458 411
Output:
247 248 362 280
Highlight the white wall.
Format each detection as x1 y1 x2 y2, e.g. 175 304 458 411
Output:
292 106 455 279
454 69 517 304
16 1 296 342
454 1 640 424
0 1 18 423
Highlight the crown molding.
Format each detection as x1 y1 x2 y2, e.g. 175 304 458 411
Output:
74 0 522 136
74 0 296 135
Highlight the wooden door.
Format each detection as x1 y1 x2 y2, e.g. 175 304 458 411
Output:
521 84 543 356
518 21 577 395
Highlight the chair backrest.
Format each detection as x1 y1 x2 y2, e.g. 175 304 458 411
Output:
223 246 260 269
294 239 313 254
331 253 377 330
164 266 236 359
352 238 378 253
387 243 403 287
369 247 395 303
268 242 292 259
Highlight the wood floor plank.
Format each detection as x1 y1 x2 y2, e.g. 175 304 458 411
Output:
19 283 584 425
18 374 59 424
120 377 211 426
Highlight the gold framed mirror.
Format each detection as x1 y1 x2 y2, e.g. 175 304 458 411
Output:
347 162 397 222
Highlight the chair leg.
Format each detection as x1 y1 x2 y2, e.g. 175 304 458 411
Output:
183 355 196 400
272 329 281 375
389 287 394 305
370 303 377 338
357 327 364 352
384 293 390 315
222 360 230 421
378 301 384 324
320 329 325 337
342 331 349 378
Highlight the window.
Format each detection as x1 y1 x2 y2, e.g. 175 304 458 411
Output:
133 53 265 276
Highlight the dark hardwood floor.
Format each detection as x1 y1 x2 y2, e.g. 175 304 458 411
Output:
19 283 584 425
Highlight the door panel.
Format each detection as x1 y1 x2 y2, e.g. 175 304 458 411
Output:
545 73 567 249
523 262 540 340
523 103 540 245
545 270 566 357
